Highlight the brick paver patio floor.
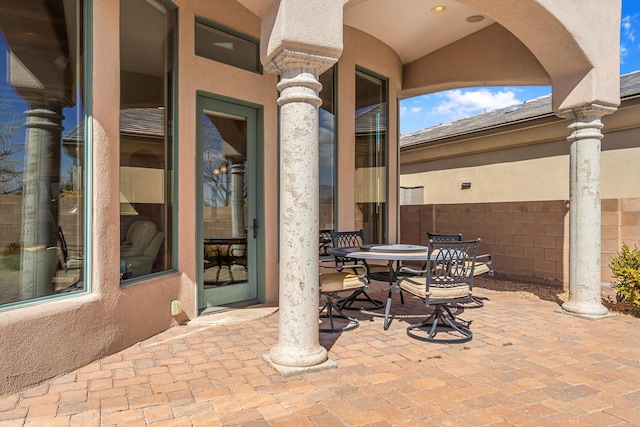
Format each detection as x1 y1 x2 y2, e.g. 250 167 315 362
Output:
2 282 640 426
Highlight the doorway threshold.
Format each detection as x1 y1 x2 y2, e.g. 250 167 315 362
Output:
191 303 278 326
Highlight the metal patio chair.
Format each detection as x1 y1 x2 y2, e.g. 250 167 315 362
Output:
330 230 385 310
427 232 493 308
397 239 480 344
319 262 368 332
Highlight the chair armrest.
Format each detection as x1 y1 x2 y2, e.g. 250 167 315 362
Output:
319 261 368 280
474 253 494 276
398 265 427 276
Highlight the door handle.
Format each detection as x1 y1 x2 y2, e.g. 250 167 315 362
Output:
251 218 259 239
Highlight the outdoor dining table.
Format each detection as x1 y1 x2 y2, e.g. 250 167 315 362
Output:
327 244 431 330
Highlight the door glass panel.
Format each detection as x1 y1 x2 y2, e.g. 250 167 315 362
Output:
202 111 248 288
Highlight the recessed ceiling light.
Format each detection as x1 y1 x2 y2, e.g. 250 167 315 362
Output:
466 15 485 23
431 5 447 14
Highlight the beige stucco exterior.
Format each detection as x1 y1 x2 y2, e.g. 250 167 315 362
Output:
0 0 623 396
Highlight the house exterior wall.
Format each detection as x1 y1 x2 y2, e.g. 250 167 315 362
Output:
400 97 640 286
0 0 405 397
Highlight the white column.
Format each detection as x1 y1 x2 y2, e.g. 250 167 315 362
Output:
263 49 337 373
558 104 616 318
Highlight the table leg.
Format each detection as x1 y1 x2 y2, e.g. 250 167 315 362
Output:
383 260 394 330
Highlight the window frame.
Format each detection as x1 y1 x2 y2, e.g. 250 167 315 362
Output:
194 16 262 75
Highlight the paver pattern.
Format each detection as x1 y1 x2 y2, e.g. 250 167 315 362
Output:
2 282 640 426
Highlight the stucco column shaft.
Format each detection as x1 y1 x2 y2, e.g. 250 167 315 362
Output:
265 50 337 371
230 162 245 238
558 105 616 317
20 108 64 299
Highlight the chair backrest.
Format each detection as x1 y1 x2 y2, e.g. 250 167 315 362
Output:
331 230 365 248
427 232 463 242
126 221 160 256
58 226 69 264
331 230 365 264
427 239 480 291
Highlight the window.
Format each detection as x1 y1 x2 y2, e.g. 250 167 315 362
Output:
120 0 175 281
0 0 86 308
195 18 260 74
319 66 336 237
355 69 388 244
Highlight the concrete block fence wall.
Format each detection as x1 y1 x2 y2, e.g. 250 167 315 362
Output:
400 198 640 287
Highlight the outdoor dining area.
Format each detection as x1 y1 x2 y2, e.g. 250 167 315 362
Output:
318 230 493 343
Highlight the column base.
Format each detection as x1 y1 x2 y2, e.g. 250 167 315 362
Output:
557 301 615 319
262 353 337 376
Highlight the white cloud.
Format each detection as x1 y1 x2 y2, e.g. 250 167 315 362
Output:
621 44 629 64
399 106 407 116
622 14 637 42
432 88 521 120
410 107 422 113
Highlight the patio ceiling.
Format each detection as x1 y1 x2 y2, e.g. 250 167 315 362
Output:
343 0 494 64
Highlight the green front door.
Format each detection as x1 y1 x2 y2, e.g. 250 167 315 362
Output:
196 94 261 310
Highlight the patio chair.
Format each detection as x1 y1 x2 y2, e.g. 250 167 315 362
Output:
319 262 368 332
58 226 83 273
427 232 493 308
331 230 385 310
397 238 480 344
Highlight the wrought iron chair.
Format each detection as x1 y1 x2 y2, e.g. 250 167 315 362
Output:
330 230 385 310
319 262 368 332
427 232 493 308
397 238 480 344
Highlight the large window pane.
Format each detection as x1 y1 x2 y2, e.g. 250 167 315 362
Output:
319 67 336 253
0 0 86 307
120 0 174 281
355 69 387 244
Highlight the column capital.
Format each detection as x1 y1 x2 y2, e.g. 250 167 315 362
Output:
264 48 338 77
556 104 617 143
556 103 617 122
267 49 337 109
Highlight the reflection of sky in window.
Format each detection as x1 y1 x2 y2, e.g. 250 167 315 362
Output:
0 31 83 188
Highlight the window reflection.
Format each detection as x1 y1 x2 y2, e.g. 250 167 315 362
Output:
119 0 175 280
355 69 387 244
0 0 85 307
319 67 336 244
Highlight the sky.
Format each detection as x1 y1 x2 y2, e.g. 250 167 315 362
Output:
400 0 640 134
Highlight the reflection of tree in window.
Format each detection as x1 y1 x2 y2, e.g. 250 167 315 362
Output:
0 100 24 195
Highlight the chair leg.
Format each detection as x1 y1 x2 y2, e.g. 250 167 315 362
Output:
449 295 484 310
320 293 359 333
338 289 384 310
407 304 472 344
